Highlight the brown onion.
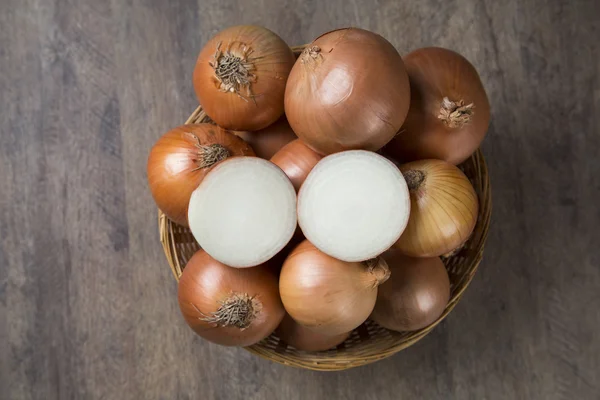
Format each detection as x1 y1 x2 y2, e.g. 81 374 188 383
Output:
279 240 390 336
193 25 295 131
234 117 297 159
265 229 305 276
284 28 410 155
277 314 350 351
178 250 284 346
394 159 478 257
270 139 322 191
371 250 450 331
384 47 491 165
147 124 254 226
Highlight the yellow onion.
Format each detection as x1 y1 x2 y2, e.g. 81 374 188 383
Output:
178 250 284 346
234 117 297 159
395 159 478 257
383 47 490 165
279 240 390 336
284 28 410 155
371 251 450 331
270 139 322 192
193 25 295 131
276 314 350 352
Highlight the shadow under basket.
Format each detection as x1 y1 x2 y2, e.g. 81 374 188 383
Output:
158 45 492 371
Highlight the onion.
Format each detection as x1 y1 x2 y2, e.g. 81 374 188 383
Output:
371 250 450 331
277 314 350 352
193 25 295 131
284 28 411 155
394 159 478 257
270 139 322 192
147 124 254 226
265 229 305 276
279 240 390 335
234 117 297 159
383 47 491 165
188 157 297 268
178 249 284 346
298 150 410 262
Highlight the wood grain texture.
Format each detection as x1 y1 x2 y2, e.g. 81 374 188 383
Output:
0 0 598 399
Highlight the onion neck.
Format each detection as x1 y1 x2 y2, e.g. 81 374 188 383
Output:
195 144 229 169
300 46 323 67
403 169 426 191
210 41 256 98
437 97 474 129
365 257 391 287
200 293 261 329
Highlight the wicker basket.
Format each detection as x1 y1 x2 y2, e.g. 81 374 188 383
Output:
158 45 492 371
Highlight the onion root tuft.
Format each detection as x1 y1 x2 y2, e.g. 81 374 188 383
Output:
197 293 261 329
437 97 474 129
210 41 257 99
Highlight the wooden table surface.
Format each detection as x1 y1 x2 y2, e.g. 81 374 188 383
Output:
1 0 598 399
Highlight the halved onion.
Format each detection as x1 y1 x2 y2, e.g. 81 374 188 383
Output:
298 151 410 262
188 157 297 268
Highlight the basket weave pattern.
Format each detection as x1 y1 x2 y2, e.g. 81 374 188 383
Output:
158 45 492 371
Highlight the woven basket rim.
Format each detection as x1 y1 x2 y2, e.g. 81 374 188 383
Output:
157 43 492 371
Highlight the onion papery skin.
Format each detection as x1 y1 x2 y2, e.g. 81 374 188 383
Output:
279 240 390 336
371 250 450 332
284 28 410 155
276 314 350 351
178 250 284 346
394 159 478 257
383 47 490 165
194 25 295 131
271 139 323 192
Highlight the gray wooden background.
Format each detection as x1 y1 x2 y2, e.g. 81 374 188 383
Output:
1 0 598 399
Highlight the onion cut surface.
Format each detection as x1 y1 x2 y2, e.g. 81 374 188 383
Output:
188 157 297 267
297 151 410 262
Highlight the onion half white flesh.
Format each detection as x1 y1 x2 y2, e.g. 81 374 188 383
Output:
298 150 410 262
188 157 297 267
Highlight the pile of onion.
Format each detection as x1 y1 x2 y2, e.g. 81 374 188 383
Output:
285 28 411 155
194 25 295 131
384 47 490 165
147 124 254 226
146 25 491 352
279 240 390 335
395 159 478 257
178 250 284 346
